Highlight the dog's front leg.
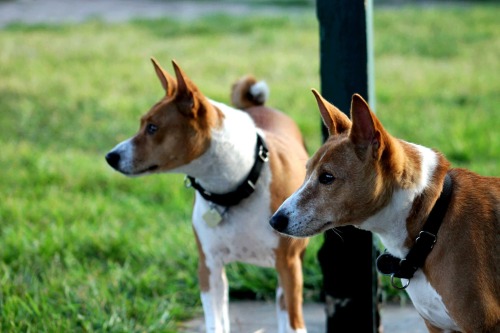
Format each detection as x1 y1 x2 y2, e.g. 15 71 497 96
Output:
199 261 229 333
194 230 229 333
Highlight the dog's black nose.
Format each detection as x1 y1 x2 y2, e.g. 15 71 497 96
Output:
105 151 120 169
270 212 289 232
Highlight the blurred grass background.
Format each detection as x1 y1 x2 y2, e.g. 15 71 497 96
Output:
0 2 499 332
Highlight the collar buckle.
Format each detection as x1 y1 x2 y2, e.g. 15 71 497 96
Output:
258 146 269 162
415 230 437 250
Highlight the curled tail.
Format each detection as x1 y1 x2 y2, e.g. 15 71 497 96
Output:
231 75 270 109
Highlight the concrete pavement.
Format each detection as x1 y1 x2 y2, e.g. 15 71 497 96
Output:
182 301 428 333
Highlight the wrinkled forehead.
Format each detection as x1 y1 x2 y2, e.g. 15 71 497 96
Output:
140 96 178 123
306 135 354 175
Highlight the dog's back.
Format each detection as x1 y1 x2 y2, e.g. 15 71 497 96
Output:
231 76 308 212
430 168 500 331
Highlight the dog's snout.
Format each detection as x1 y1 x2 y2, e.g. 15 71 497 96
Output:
270 212 289 233
105 151 121 169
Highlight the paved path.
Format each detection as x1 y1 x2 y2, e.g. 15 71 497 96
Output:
0 0 306 28
182 301 428 333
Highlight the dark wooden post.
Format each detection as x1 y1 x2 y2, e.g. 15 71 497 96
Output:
316 1 379 332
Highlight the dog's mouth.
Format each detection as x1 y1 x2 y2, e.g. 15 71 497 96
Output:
318 221 335 233
282 219 333 238
302 220 334 237
124 164 159 176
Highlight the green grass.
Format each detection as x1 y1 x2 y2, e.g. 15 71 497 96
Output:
0 4 499 331
375 6 499 175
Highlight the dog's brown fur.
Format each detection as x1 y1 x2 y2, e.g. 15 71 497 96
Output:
271 90 500 332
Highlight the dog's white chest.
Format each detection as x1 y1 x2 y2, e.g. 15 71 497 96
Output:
406 271 460 331
192 166 279 268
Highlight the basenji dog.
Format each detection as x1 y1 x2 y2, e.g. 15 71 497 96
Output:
105 58 309 333
270 90 500 333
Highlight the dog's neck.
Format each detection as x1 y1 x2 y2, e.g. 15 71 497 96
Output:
359 142 441 259
176 100 259 195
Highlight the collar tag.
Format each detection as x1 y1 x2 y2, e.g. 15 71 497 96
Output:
202 207 223 227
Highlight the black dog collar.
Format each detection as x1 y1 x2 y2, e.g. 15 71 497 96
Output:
376 173 453 289
186 133 269 207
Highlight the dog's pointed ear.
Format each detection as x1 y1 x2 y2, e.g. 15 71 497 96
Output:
349 94 385 159
151 57 176 97
171 60 199 116
312 89 351 136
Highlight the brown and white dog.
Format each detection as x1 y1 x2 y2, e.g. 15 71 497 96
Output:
270 90 500 333
105 58 309 333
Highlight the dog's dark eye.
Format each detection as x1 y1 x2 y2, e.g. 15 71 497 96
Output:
146 124 158 135
318 172 335 185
